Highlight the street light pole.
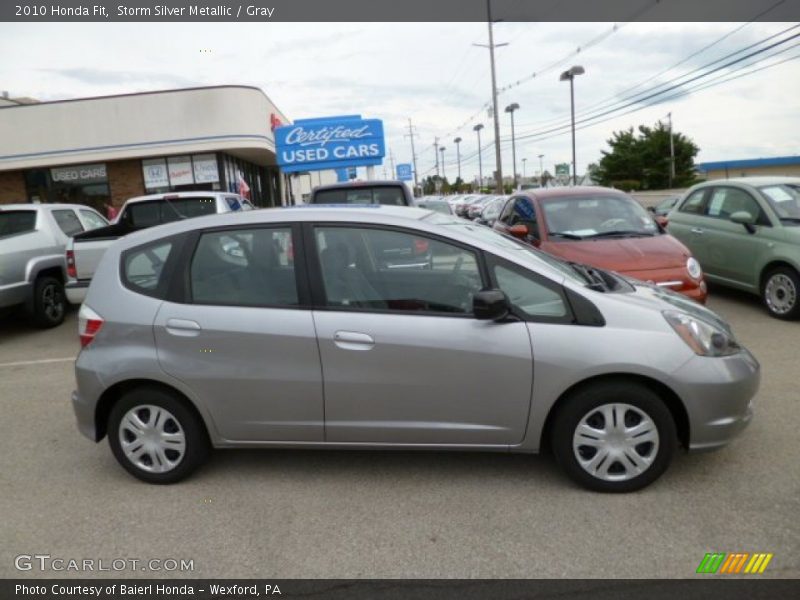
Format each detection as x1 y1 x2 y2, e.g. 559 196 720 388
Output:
522 157 527 180
454 137 462 181
473 124 484 191
538 153 544 186
505 102 520 188
440 146 447 181
559 65 585 186
433 137 440 178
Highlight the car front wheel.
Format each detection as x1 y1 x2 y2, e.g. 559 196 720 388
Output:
108 387 210 484
762 267 800 320
551 381 676 492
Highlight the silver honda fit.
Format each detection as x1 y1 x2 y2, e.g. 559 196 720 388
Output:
72 206 759 492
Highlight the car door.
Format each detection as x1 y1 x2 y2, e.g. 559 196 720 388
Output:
698 186 772 289
308 223 534 446
666 187 710 267
153 224 324 442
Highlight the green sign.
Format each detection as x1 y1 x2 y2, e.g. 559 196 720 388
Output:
555 163 570 176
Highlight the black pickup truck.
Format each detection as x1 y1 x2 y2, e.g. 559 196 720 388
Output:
309 180 414 206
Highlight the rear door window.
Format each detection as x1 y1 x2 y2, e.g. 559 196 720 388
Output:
0 210 37 237
52 209 85 236
122 240 175 297
79 209 109 230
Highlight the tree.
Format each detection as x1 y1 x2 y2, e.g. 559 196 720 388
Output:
594 121 699 190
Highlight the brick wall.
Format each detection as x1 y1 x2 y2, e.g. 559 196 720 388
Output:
107 159 145 208
0 170 26 203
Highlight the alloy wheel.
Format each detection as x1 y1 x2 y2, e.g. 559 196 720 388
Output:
42 283 64 322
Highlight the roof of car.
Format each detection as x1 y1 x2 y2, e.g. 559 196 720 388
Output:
694 176 800 187
522 186 629 199
0 203 102 212
123 191 243 205
313 180 408 191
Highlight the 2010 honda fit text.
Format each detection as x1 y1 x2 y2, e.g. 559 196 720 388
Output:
72 206 760 492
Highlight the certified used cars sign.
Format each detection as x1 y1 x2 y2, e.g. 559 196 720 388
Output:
275 115 386 173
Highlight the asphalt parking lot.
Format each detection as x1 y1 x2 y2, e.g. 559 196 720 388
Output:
1 287 798 579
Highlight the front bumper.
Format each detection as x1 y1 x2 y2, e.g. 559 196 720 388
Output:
624 266 708 304
672 349 760 452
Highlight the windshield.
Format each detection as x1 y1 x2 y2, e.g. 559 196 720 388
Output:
314 186 406 206
541 194 659 239
759 184 800 221
424 215 588 285
417 201 451 215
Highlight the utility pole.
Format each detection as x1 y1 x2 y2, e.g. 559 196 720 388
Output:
405 119 420 191
473 0 507 194
389 148 396 179
434 137 440 178
454 137 462 181
538 154 545 186
668 112 676 188
440 146 447 182
474 124 484 190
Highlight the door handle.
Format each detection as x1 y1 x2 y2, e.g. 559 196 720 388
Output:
334 331 374 351
165 318 202 337
691 228 704 235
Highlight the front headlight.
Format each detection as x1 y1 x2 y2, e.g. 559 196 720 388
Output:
686 257 703 280
663 310 740 357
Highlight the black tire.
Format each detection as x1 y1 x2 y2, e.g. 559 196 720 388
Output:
29 276 66 328
107 387 210 484
550 380 676 493
761 266 800 320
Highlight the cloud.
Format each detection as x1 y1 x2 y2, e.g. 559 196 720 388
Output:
42 67 201 88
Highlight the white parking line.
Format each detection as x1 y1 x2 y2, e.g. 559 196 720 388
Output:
0 357 75 369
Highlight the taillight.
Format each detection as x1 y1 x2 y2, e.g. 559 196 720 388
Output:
78 305 104 348
413 238 429 254
66 250 76 279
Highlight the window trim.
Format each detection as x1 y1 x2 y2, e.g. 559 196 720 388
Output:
171 223 309 309
303 222 491 318
485 254 575 325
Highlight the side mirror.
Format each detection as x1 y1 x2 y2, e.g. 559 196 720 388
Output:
730 211 757 233
473 289 510 321
508 224 529 239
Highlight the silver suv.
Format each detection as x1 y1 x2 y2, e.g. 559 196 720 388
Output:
72 206 759 492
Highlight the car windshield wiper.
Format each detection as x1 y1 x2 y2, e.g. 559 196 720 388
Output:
567 262 609 291
583 230 656 239
548 231 584 240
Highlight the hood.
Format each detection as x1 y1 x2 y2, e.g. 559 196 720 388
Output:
542 234 690 273
617 278 732 334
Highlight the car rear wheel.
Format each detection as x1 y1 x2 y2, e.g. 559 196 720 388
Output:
30 276 66 328
762 267 800 320
108 387 210 484
551 381 676 492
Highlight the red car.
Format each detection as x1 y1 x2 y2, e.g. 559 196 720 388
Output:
493 187 707 303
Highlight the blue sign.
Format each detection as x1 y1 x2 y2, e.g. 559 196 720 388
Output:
347 167 357 179
396 163 413 181
335 168 349 182
275 115 385 174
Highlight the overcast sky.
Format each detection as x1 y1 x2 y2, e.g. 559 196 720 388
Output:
1 21 798 182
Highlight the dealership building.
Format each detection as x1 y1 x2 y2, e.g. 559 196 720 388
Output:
0 85 336 213
696 155 800 180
